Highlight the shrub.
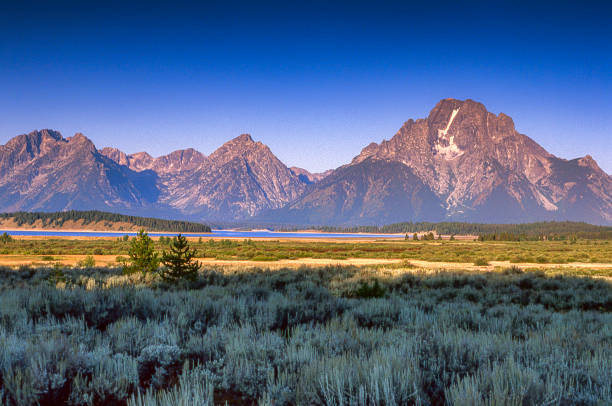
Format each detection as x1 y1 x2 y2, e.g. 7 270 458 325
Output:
349 280 386 299
77 255 96 268
474 258 489 266
137 345 183 389
502 265 523 275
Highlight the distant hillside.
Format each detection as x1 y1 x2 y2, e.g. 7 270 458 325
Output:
0 211 211 233
312 221 612 240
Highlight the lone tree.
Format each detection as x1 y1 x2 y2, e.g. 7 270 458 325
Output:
125 230 159 275
160 234 201 282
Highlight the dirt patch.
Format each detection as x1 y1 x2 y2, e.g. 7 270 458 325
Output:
1 255 611 271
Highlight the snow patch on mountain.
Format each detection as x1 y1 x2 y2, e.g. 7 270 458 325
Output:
532 187 558 211
435 108 464 160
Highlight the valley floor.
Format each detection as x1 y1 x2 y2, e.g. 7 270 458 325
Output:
0 238 611 404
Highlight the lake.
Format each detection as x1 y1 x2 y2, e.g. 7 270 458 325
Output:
0 229 403 239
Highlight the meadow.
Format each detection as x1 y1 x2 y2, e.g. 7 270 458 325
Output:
0 261 611 405
0 238 611 265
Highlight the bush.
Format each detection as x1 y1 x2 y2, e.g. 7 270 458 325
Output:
137 345 183 389
77 255 96 268
502 265 523 275
474 258 490 266
349 280 386 299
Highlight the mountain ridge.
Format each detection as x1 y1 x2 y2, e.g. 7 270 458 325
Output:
1 98 610 225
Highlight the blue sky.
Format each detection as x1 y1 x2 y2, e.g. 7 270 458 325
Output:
1 0 610 173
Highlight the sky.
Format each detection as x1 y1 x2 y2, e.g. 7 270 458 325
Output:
1 0 610 173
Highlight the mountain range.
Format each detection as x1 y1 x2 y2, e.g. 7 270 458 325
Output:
1 99 610 225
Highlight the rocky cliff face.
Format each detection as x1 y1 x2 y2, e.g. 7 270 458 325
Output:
1 99 610 225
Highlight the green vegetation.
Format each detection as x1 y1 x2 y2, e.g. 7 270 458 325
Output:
160 234 201 283
0 232 12 244
125 231 159 275
349 279 386 298
0 265 610 404
1 238 610 264
0 210 211 232
77 255 96 268
313 221 612 240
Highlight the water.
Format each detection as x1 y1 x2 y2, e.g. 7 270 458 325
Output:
0 229 402 239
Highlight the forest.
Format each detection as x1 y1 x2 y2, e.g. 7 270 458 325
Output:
312 221 612 240
0 211 211 233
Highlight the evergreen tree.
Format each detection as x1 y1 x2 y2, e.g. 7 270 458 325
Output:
160 234 201 282
125 230 159 275
0 232 13 244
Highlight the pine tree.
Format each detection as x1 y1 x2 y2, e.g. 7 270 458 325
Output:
0 232 13 244
125 230 159 275
160 234 201 282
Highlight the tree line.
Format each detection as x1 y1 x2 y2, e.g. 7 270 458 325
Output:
0 210 211 233
312 221 612 240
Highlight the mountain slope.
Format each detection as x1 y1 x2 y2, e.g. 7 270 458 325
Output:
260 99 611 225
100 134 308 220
261 158 446 225
0 130 159 213
162 134 308 220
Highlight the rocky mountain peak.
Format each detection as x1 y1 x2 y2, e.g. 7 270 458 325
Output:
208 133 268 165
99 147 129 166
269 98 611 225
100 147 206 174
39 129 64 141
67 132 97 152
236 133 254 143
578 155 604 173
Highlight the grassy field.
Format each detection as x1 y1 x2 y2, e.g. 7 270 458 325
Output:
0 263 611 405
1 238 611 265
0 238 611 404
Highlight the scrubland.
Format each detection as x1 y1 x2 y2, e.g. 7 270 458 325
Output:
0 263 611 405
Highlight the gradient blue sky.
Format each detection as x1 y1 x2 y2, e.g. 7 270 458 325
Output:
1 0 610 173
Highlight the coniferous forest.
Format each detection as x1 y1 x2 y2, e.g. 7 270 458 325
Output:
0 211 211 233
